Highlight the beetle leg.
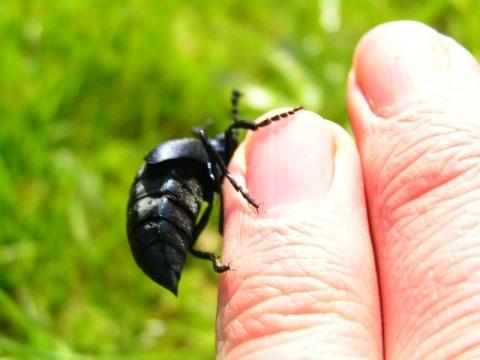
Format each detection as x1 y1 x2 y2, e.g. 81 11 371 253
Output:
194 128 260 210
190 192 230 272
192 192 214 242
189 248 230 273
221 170 259 210
218 190 225 235
227 106 304 132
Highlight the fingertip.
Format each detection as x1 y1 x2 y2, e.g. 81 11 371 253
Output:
351 20 480 118
224 108 365 217
243 108 335 216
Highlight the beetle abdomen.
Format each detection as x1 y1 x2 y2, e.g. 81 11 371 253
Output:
127 161 205 294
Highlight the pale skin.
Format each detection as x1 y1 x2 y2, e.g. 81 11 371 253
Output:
215 21 480 359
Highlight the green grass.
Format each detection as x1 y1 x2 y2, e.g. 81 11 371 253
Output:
0 0 479 358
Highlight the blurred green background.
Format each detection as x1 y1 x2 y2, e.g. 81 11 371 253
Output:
0 0 478 358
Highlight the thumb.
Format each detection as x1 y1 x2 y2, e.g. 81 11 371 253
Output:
348 21 480 358
216 109 382 359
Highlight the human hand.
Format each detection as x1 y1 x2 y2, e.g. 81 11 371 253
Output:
216 21 480 359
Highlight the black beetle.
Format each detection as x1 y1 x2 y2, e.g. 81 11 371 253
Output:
127 90 303 295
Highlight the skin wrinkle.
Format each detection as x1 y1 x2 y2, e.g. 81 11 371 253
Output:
369 87 469 119
222 263 303 310
389 228 434 304
238 245 339 266
387 165 475 227
400 214 460 280
386 205 480 310
376 122 478 215
220 223 288 301
383 198 480 337
289 215 340 240
368 120 424 212
239 236 344 268
222 274 373 352
377 141 431 208
233 214 349 257
399 287 480 358
244 265 361 294
272 241 365 290
447 342 480 360
382 121 464 189
367 102 479 179
219 236 350 316
373 102 480 171
409 232 464 297
220 219 377 357
227 213 365 282
229 301 322 342
226 312 324 355
225 245 366 324
225 323 363 360
258 302 373 334
225 298 375 360
392 187 480 244
384 222 480 358
423 123 480 159
384 172 480 253
258 293 352 321
239 220 290 250
459 225 480 260
391 194 448 239
231 245 347 282
429 268 480 329
440 243 478 287
239 268 362 311
388 153 480 233
377 134 480 236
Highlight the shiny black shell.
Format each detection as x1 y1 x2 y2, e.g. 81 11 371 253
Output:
127 139 213 295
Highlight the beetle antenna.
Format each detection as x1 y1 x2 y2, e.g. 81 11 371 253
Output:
228 106 304 132
231 89 242 122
